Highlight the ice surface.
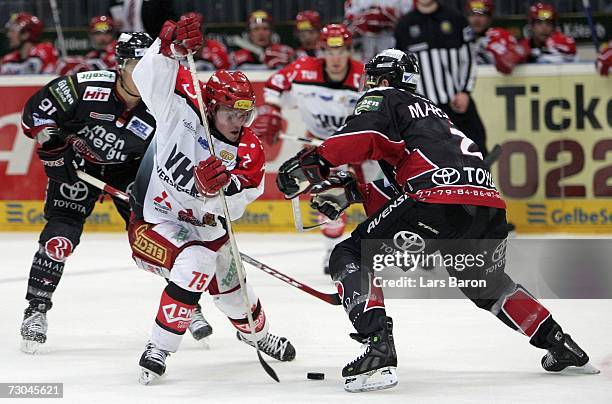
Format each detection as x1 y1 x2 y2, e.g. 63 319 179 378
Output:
1 233 611 403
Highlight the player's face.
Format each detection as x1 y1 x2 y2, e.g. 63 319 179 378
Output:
120 59 141 97
323 47 350 75
6 25 24 49
468 13 491 35
532 20 554 43
249 24 272 47
214 105 253 142
297 30 319 49
91 31 114 50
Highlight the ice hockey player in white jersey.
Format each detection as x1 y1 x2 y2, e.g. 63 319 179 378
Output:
127 16 295 385
252 23 366 274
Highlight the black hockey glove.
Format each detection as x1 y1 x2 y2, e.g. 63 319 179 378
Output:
276 147 331 199
310 171 363 220
37 142 82 185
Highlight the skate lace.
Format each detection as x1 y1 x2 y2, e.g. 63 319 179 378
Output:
348 339 371 366
25 312 46 333
145 344 168 364
259 333 288 358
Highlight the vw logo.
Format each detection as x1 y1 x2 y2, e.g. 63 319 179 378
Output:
492 239 507 263
60 181 89 201
393 231 426 253
431 167 461 186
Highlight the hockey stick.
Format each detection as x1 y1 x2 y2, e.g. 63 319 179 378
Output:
279 134 323 146
186 51 279 382
240 253 341 305
49 0 68 59
582 0 600 52
76 170 129 202
483 143 502 168
227 35 265 62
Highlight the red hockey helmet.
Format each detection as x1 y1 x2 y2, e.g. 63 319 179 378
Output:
89 15 115 34
466 0 494 16
180 11 204 26
529 3 556 23
295 10 321 31
247 10 273 29
205 70 256 125
6 12 44 42
320 24 352 48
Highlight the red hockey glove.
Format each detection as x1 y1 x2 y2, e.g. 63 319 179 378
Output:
159 17 203 59
264 44 294 68
194 156 230 197
310 171 363 220
250 104 285 145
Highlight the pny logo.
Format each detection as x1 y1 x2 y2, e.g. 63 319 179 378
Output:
161 303 194 324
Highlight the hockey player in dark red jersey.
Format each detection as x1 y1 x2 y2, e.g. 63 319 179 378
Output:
1 12 58 74
57 15 118 75
294 10 321 59
252 23 367 274
520 2 576 64
18 32 156 354
276 49 598 392
179 11 230 71
231 10 294 70
466 0 524 74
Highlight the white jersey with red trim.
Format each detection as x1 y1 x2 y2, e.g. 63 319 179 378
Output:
344 0 413 35
263 56 364 140
131 38 265 241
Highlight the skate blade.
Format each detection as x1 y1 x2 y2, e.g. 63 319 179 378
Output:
21 339 44 354
197 336 211 350
139 368 162 385
344 366 398 393
560 361 601 375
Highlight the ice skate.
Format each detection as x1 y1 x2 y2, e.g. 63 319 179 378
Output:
20 299 52 354
343 316 398 392
236 331 296 362
139 342 170 385
541 325 599 375
188 304 213 348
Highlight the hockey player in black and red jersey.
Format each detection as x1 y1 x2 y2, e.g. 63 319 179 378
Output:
466 0 524 75
128 16 295 384
276 49 598 392
231 10 294 70
179 11 231 71
252 23 366 274
1 12 58 74
294 10 322 59
18 32 156 353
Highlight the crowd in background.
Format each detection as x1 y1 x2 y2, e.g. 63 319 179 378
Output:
0 0 610 76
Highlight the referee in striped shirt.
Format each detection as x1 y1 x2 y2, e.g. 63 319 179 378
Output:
395 0 488 156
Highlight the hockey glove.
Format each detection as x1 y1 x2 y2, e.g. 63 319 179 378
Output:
264 44 294 68
276 147 330 199
250 104 285 145
194 156 231 197
310 171 363 220
37 142 81 185
159 17 203 59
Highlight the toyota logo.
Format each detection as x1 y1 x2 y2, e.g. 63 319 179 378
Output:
60 181 89 201
393 231 426 253
492 239 507 263
431 167 461 186
125 182 134 197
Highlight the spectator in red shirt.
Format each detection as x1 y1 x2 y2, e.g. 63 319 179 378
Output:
520 2 577 64
1 12 58 74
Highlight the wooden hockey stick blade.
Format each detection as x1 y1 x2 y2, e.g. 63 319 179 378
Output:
483 144 502 168
240 253 341 305
258 351 280 382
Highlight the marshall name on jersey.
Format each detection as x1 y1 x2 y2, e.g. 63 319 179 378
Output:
264 56 364 140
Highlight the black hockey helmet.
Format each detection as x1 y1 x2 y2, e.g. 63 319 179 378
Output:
363 49 420 92
116 32 154 68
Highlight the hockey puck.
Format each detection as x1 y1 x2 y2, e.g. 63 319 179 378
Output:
307 372 325 380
